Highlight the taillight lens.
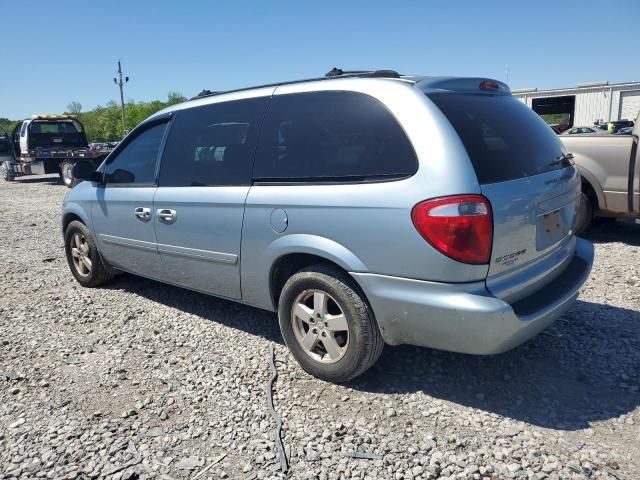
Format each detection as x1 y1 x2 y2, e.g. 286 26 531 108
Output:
479 80 501 91
411 195 493 264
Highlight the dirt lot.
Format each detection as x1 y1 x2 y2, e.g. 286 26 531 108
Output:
1 175 639 480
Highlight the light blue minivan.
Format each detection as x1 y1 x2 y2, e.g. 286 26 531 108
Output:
63 69 594 382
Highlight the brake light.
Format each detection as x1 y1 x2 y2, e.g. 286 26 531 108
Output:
411 195 493 264
479 80 501 91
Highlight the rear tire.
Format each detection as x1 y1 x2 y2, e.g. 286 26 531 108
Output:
574 192 593 235
64 220 114 287
60 161 78 188
278 264 384 383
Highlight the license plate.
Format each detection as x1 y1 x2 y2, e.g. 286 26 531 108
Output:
53 138 63 143
542 210 562 235
538 209 567 249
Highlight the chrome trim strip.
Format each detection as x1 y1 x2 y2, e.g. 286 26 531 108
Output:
100 234 157 252
157 243 238 264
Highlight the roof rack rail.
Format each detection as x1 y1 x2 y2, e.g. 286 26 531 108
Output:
185 69 405 103
325 67 401 78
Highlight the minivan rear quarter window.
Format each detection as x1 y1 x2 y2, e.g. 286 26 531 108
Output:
254 91 417 182
428 93 567 184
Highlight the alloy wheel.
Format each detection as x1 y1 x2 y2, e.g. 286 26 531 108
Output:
70 232 92 277
291 289 350 364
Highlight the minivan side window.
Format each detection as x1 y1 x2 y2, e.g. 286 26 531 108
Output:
253 91 417 181
101 122 168 185
158 97 268 187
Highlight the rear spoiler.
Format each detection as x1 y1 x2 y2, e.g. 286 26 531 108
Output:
416 77 511 95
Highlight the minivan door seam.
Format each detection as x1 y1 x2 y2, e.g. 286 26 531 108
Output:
240 89 276 300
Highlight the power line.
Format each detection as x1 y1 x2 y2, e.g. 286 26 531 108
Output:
113 60 129 136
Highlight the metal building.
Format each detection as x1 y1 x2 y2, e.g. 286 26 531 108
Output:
512 81 640 127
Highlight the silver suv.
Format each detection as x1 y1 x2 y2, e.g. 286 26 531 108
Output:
63 70 594 382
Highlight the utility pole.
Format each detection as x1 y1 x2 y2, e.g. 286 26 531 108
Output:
113 60 129 136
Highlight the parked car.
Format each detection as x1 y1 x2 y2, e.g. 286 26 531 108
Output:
549 123 570 134
1 115 109 187
562 114 639 232
614 126 634 135
594 120 635 134
62 70 594 382
562 126 609 135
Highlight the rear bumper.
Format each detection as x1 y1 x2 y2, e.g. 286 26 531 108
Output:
351 237 594 355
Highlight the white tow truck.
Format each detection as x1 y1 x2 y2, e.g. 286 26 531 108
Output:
0 114 111 187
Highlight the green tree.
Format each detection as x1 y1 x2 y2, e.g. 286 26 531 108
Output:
167 91 187 106
0 118 20 135
100 101 121 141
63 91 186 142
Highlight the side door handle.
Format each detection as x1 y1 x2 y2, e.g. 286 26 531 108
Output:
134 207 151 221
157 208 177 223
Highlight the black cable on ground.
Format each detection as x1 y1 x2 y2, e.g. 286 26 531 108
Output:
266 344 288 473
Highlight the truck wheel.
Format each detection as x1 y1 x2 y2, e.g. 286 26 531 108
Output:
1 161 15 182
278 264 384 383
64 220 114 287
574 192 593 235
60 161 78 188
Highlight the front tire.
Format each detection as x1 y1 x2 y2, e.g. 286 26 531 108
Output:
278 264 384 383
64 220 113 287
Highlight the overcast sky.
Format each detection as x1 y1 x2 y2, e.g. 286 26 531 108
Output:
2 0 639 119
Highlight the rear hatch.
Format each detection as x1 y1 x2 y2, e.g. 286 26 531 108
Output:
428 91 579 303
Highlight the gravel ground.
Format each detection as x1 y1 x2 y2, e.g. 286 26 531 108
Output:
1 175 639 480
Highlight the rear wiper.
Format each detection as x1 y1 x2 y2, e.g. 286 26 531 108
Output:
549 152 574 166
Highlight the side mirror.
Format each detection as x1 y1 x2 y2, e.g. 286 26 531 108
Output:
72 160 101 183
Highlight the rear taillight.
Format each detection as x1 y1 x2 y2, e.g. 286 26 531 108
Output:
411 195 493 264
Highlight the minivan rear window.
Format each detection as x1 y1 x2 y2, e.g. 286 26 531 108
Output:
428 93 566 184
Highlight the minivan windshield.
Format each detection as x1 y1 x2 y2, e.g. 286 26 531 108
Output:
428 93 567 184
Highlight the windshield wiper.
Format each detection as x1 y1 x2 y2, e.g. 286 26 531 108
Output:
549 152 574 166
